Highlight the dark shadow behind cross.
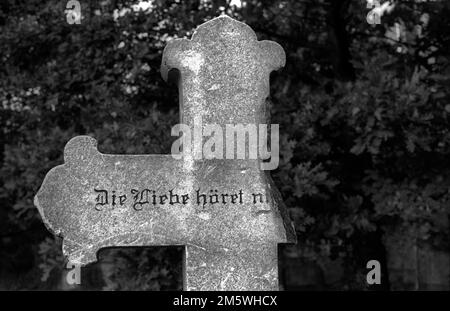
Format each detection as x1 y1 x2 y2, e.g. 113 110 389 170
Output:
34 15 296 291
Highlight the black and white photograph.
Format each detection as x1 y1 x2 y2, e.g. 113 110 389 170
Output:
0 0 449 302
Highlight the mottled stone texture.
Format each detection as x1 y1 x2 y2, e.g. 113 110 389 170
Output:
34 15 296 291
161 15 285 128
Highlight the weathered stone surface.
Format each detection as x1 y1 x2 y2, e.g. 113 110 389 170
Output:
161 15 285 129
34 15 296 291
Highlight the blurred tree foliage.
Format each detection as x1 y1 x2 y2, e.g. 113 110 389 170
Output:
1 0 449 290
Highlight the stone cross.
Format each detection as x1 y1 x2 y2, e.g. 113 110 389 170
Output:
34 15 296 291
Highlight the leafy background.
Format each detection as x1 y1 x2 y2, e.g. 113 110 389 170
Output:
0 0 449 290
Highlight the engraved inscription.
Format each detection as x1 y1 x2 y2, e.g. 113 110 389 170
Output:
93 188 267 211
